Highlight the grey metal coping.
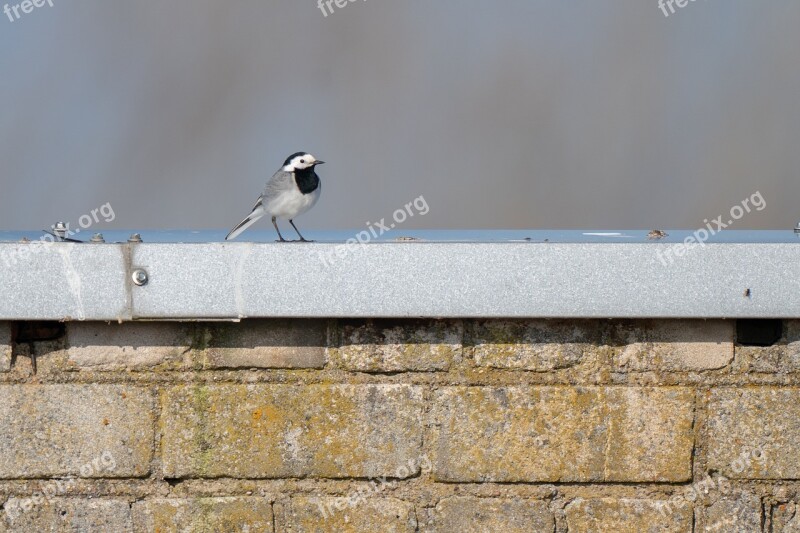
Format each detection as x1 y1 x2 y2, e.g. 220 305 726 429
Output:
0 230 799 320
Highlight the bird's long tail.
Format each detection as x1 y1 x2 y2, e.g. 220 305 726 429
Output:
225 204 265 241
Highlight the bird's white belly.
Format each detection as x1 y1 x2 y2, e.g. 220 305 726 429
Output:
266 184 320 219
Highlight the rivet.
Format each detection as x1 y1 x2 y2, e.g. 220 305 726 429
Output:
90 233 105 243
128 233 143 243
132 269 148 286
53 222 68 239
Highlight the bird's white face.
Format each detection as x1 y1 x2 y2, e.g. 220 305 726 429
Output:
284 153 322 171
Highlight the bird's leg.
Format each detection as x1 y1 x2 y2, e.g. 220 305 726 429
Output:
272 216 287 242
289 220 312 242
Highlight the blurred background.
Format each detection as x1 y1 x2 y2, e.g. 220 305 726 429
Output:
1 1 798 233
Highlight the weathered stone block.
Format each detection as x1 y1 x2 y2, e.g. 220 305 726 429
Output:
431 497 554 533
202 319 327 369
613 320 734 371
66 322 191 370
564 498 693 532
738 320 800 372
433 386 694 482
772 501 800 532
1 498 132 533
333 319 460 372
0 385 154 478
703 489 761 533
471 320 599 371
132 498 272 533
706 388 798 479
0 322 10 372
603 387 696 481
161 384 423 478
286 496 416 532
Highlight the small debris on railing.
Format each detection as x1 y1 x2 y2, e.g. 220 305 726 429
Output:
53 222 68 239
42 222 84 243
647 229 669 240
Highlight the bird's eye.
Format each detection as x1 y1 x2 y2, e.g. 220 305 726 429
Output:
300 159 306 164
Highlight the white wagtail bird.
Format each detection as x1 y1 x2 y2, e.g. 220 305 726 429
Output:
225 152 324 242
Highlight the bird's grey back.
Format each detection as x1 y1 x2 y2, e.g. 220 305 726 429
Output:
262 168 295 203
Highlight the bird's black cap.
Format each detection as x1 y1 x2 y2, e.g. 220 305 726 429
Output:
284 152 310 167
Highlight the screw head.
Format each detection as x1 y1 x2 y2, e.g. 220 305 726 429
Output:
132 269 148 286
53 222 68 238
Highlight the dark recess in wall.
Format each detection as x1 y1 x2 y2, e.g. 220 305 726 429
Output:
736 319 783 346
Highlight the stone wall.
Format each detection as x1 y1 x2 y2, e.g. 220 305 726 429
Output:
0 319 799 532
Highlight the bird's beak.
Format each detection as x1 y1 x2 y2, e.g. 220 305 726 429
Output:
313 160 325 165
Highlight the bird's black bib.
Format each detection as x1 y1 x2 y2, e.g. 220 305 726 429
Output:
294 167 320 195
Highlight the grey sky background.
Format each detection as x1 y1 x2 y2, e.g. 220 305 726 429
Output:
1 1 798 233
